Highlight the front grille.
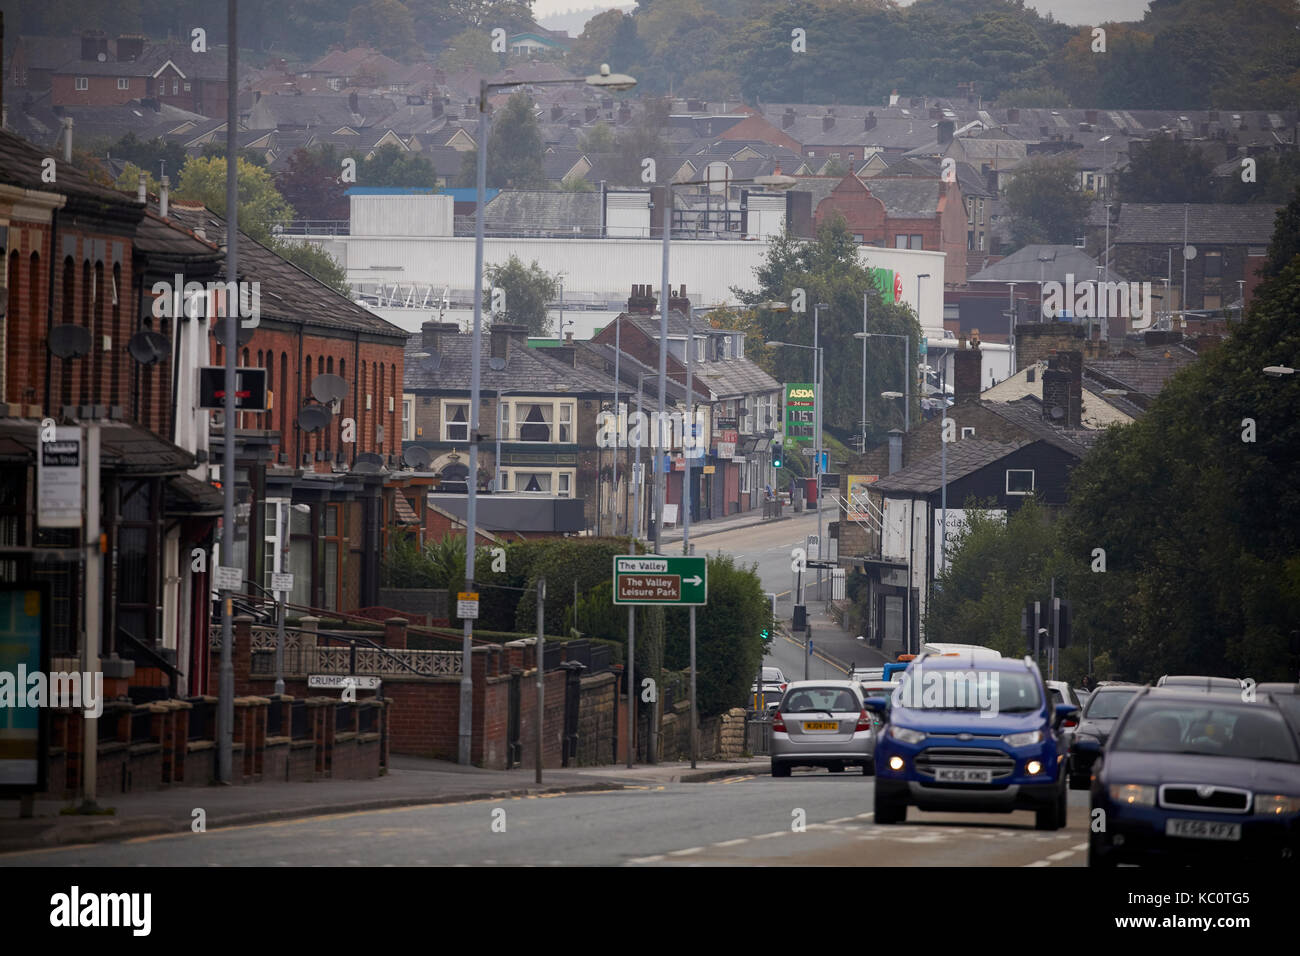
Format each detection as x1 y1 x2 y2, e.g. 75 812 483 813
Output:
1159 784 1251 814
915 746 1016 779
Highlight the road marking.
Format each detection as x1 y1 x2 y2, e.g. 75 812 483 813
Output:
1025 860 1052 867
713 838 749 847
1073 842 1088 851
627 854 665 864
1047 850 1075 861
668 846 704 856
754 831 787 840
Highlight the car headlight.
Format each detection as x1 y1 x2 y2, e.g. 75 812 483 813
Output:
1004 730 1043 747
1108 784 1156 806
1254 794 1300 816
889 725 926 745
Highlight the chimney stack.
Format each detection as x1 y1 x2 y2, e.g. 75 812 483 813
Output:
822 114 835 132
626 283 656 314
116 34 145 62
62 117 73 162
489 323 530 364
159 174 169 218
937 119 955 145
783 108 796 129
585 106 598 123
1006 108 1020 124
137 172 147 203
421 320 459 353
952 343 982 404
551 105 563 121
864 111 876 131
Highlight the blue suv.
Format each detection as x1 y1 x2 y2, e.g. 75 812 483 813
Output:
866 654 1078 829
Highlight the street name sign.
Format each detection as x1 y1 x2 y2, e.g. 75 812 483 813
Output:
613 556 707 605
307 675 381 690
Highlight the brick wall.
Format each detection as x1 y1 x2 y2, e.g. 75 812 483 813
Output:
575 671 616 766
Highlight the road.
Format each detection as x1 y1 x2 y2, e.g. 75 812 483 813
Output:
2 775 1091 867
693 509 890 686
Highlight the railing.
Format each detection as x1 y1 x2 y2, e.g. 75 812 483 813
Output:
745 713 774 755
275 220 350 236
250 625 462 677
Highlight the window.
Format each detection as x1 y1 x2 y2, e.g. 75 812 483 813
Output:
402 397 414 441
117 77 130 90
1204 250 1222 278
979 200 984 225
740 460 751 494
323 504 343 610
854 234 865 243
961 427 975 439
1203 294 1221 310
184 81 191 92
499 401 510 441
442 401 469 442
517 402 552 442
1248 245 1266 257
558 403 572 443
518 472 551 493
75 77 88 91
910 234 924 249
558 473 571 497
978 233 985 251
1006 469 1035 495
172 78 179 95
895 234 908 248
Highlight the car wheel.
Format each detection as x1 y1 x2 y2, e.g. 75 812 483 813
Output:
874 792 906 824
1036 785 1067 831
1088 829 1116 867
771 761 791 778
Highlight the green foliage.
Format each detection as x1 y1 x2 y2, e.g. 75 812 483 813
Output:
608 97 672 188
1003 154 1090 249
346 0 420 59
439 27 503 75
1117 134 1214 204
484 255 561 336
275 146 350 222
270 238 350 296
578 122 615 156
664 554 768 718
350 144 439 189
735 217 921 444
491 91 544 188
175 156 294 244
114 162 159 197
559 175 594 193
993 85 1069 108
107 133 188 183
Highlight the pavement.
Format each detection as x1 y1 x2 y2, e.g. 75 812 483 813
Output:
0 755 772 855
659 502 834 545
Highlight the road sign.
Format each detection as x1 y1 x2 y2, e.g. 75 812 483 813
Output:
271 572 294 593
199 366 267 410
613 555 707 605
307 675 381 690
37 426 82 528
214 566 242 590
457 592 480 618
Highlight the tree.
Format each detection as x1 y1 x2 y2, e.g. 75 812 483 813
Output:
270 238 350 296
107 133 188 183
458 91 545 188
1117 134 1214 204
354 144 439 188
437 27 501 75
275 146 350 222
1002 154 1090 249
345 0 419 58
114 162 159 196
735 217 921 444
578 121 615 155
484 255 561 336
608 96 672 188
174 156 295 243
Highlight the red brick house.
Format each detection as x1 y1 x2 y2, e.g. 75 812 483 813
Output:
49 33 230 118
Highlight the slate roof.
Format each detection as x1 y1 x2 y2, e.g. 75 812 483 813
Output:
1084 356 1193 397
133 208 224 262
696 357 781 398
1114 203 1281 245
575 342 688 402
968 244 1128 284
981 398 1100 454
165 202 406 339
0 128 140 208
247 93 396 130
861 178 945 218
872 439 1030 496
52 43 228 80
404 330 614 395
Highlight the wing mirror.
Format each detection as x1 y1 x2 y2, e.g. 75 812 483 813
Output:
1054 703 1079 728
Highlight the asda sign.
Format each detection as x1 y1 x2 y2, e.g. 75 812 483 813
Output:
785 382 815 444
870 267 903 303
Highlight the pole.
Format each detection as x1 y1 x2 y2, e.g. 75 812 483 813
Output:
217 0 239 786
494 389 502 491
633 375 642 540
903 334 910 434
1052 591 1060 684
536 577 544 784
940 413 947 577
274 502 285 696
1008 282 1016 374
1033 600 1042 665
613 317 620 533
689 602 697 769
1181 203 1189 327
655 183 670 556
460 82 489 765
813 304 823 600
79 421 101 809
683 310 692 554
861 292 868 453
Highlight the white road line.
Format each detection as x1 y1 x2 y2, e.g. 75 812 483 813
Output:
1025 860 1052 867
827 816 857 824
1047 850 1075 861
627 854 665 864
714 838 749 847
668 846 704 856
754 831 787 840
1073 843 1088 851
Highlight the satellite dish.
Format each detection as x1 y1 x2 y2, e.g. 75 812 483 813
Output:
1050 406 1065 420
402 445 432 470
97 52 106 62
212 320 255 349
488 356 506 371
297 404 332 432
311 373 349 405
127 330 171 366
48 324 91 359
420 353 442 372
353 452 385 474
1183 245 1198 260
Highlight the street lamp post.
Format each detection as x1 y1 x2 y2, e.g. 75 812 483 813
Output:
465 64 635 765
769 336 825 598
855 332 912 433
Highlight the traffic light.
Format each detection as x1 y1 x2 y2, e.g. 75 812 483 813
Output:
772 437 783 469
760 626 770 642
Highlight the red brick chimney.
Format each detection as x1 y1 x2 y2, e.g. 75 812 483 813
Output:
626 284 657 314
952 343 983 405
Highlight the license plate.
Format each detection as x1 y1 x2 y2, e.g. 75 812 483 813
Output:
803 721 839 731
1165 819 1242 841
933 767 992 783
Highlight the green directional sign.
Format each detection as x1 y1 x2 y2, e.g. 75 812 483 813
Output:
613 555 708 605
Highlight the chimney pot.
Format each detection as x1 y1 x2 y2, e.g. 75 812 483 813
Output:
865 111 876 131
159 174 169 218
783 108 796 129
137 172 147 203
822 114 835 132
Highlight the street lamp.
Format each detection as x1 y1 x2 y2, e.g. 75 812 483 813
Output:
653 173 798 556
1263 366 1296 377
463 64 636 765
855 332 912 432
769 335 826 599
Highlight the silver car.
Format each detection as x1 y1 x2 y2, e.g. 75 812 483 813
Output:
771 680 875 777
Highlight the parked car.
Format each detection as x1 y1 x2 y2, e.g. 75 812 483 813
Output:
1045 680 1082 760
1257 683 1300 741
1075 688 1094 711
1156 675 1245 693
868 654 1077 829
771 680 876 777
752 666 789 709
1068 682 1141 789
1085 686 1300 866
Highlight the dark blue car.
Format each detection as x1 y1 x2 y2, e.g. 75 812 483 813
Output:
1085 687 1300 866
867 654 1077 829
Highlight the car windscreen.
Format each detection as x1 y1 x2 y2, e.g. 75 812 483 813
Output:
1113 703 1300 761
762 668 784 682
782 687 860 713
894 668 1042 712
1083 689 1138 720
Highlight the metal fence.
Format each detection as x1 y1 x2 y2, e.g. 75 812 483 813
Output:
745 713 774 755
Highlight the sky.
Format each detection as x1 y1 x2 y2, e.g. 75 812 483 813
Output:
532 0 1155 30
